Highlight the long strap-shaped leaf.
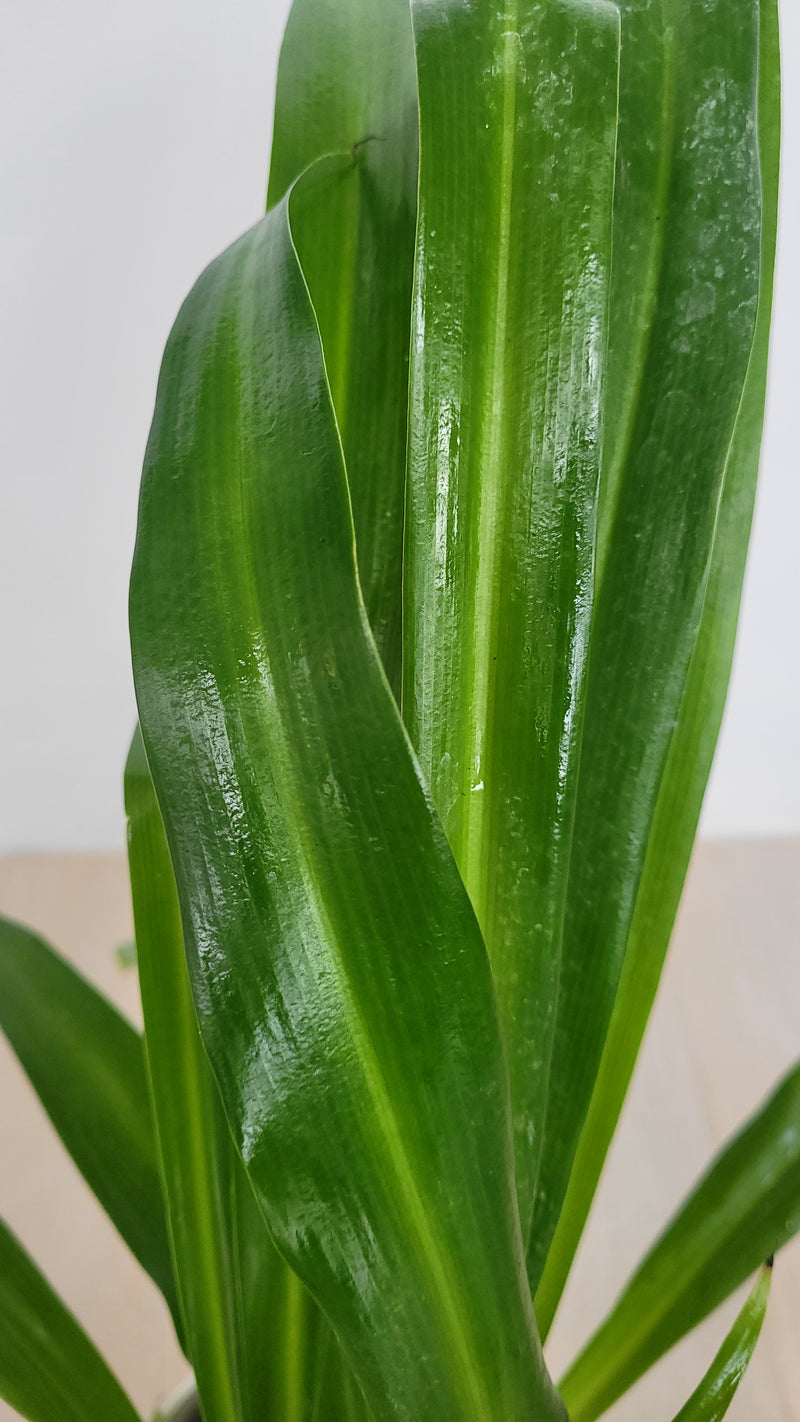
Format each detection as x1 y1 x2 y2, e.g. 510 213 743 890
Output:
266 7 418 1410
527 0 765 1289
127 731 367 1422
558 1060 800 1421
240 1257 371 1422
129 165 563 1422
0 1217 140 1422
267 0 417 695
668 1265 771 1422
0 916 180 1332
126 729 275 1422
402 0 620 1246
127 6 414 1414
535 0 781 1333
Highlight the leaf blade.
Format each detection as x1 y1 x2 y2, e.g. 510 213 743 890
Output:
0 1217 140 1422
125 729 272 1422
527 0 767 1290
0 915 179 1330
558 1061 800 1421
534 0 781 1332
669 1264 771 1422
268 0 417 693
402 0 620 1249
129 170 563 1422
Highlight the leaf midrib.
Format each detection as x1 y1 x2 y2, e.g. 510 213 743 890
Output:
457 14 520 929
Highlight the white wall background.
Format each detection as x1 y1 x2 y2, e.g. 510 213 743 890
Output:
0 0 797 851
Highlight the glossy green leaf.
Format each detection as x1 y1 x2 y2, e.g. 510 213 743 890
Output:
244 1263 371 1422
129 167 563 1422
126 728 275 1422
224 1132 370 1422
0 1217 140 1422
527 0 766 1290
126 6 416 1415
669 1264 771 1422
558 1061 800 1421
0 916 179 1330
535 0 781 1333
402 0 620 1249
267 0 417 695
131 721 368 1422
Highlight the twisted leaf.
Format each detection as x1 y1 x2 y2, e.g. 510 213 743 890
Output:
129 167 563 1422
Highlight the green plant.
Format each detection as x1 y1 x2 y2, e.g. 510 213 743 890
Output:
0 0 793 1418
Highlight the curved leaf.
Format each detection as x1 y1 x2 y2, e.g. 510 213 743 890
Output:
402 0 620 1247
129 167 563 1422
0 1217 140 1422
535 0 781 1332
558 1061 800 1421
127 4 417 1414
0 916 179 1331
268 0 417 693
668 1264 771 1422
527 0 766 1290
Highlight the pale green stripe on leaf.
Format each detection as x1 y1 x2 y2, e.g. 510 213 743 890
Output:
404 0 620 1247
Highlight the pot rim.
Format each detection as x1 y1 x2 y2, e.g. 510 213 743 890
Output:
154 1373 198 1422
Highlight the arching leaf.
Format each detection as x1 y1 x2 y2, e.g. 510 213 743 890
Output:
129 168 563 1422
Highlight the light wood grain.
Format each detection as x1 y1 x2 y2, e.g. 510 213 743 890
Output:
1 842 798 1420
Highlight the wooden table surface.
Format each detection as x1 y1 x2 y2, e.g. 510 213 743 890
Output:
1 841 798 1421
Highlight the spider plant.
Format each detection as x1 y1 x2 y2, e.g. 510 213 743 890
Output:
0 0 793 1419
